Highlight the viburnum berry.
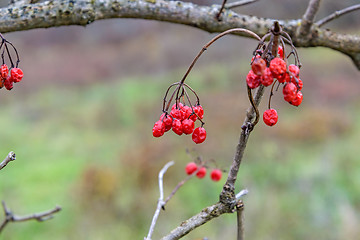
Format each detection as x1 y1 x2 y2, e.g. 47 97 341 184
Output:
260 67 274 86
288 64 300 77
263 108 278 126
192 127 206 144
10 68 23 83
170 107 183 120
196 167 206 179
283 82 297 102
246 70 261 89
210 169 222 182
193 105 204 119
1 64 8 79
290 91 303 106
159 113 173 132
181 105 192 120
251 57 266 76
278 46 284 59
185 162 198 175
182 119 195 135
171 102 183 110
291 78 303 91
269 58 286 80
4 76 13 91
172 119 183 135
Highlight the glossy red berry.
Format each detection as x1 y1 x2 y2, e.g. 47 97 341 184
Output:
181 105 192 120
193 105 204 119
10 68 23 83
196 167 206 179
246 70 261 89
269 58 286 79
251 57 266 76
1 64 8 79
182 119 195 135
278 46 284 59
170 107 183 120
210 169 222 182
263 109 278 126
4 76 13 90
290 91 303 106
185 162 198 175
283 82 297 102
160 113 173 132
260 67 274 86
192 127 206 144
171 102 183 110
172 119 183 135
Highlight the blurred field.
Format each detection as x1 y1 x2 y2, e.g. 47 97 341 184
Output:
0 1 360 239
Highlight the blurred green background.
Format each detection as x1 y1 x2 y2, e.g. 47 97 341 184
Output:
0 0 359 239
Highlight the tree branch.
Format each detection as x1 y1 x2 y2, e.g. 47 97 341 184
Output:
316 4 360 27
0 152 16 171
0 201 61 233
0 0 358 69
297 0 322 37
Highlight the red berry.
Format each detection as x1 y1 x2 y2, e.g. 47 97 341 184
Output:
192 127 206 144
251 57 266 76
263 109 278 126
185 162 198 175
196 167 206 178
182 119 195 135
246 70 261 89
170 107 183 120
171 102 183 110
291 78 303 91
269 58 286 79
181 105 192 120
159 113 173 132
288 64 300 77
278 46 284 59
290 91 303 106
10 68 23 83
1 64 8 79
4 76 13 90
193 105 204 119
260 67 274 86
172 119 183 135
152 120 165 137
283 82 297 102
210 169 222 181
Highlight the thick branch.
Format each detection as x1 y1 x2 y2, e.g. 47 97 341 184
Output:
298 0 322 37
0 152 16 171
0 0 358 69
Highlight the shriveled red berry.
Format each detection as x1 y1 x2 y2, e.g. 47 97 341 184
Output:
251 57 266 76
182 119 195 135
291 78 303 91
181 105 192 120
172 119 183 135
269 58 286 79
10 68 23 83
290 91 303 106
263 108 278 126
196 167 206 179
160 113 173 132
185 162 198 175
210 169 222 182
4 76 13 90
1 64 8 79
260 67 274 86
152 120 165 137
246 70 261 89
278 46 284 59
288 64 300 77
283 82 297 102
192 127 206 144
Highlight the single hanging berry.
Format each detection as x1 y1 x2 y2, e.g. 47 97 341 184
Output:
159 113 173 132
192 127 206 144
196 167 207 179
291 78 303 91
260 67 274 87
172 119 183 135
182 119 195 135
290 91 303 106
288 64 300 77
269 58 286 80
10 68 23 83
185 162 198 175
0 64 8 79
210 169 222 182
152 120 165 137
251 57 266 76
263 109 278 126
283 82 297 102
181 105 192 120
246 70 261 89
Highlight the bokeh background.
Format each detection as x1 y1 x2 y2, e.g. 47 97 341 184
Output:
0 0 359 239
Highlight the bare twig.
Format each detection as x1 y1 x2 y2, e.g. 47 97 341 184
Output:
0 201 61 233
298 0 322 37
163 174 192 206
236 201 245 240
225 0 258 10
0 152 16 171
316 4 360 27
145 161 174 240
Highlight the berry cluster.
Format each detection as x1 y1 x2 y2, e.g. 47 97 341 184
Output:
153 103 206 144
248 45 303 127
0 64 23 90
185 162 222 182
